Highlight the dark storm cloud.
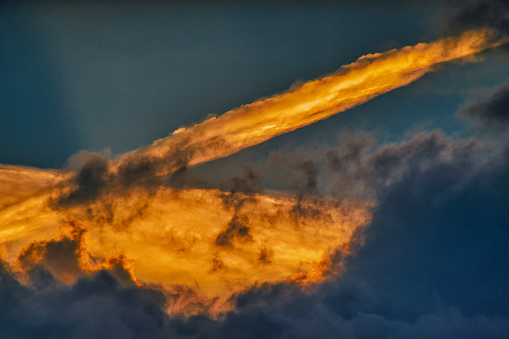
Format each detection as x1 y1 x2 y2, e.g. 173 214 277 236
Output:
19 235 84 285
286 159 320 197
14 220 144 290
283 158 326 222
458 82 509 131
268 151 322 197
226 305 509 339
443 0 509 37
323 131 509 323
325 131 374 173
0 260 180 339
3 250 509 339
17 219 88 287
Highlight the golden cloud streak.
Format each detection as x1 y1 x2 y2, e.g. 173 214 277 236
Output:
115 29 500 176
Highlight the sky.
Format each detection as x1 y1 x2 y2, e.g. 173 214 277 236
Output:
1 0 509 338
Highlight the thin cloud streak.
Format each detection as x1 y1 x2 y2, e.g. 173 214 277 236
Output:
119 29 501 173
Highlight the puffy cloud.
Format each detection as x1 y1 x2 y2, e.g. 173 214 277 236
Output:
0 262 181 339
337 139 509 319
327 131 457 200
0 221 177 338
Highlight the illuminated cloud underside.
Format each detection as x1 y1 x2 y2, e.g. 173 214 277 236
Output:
0 184 372 297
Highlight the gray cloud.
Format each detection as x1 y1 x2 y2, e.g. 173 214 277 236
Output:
459 82 509 131
443 0 509 38
0 252 179 339
53 144 193 209
327 131 457 200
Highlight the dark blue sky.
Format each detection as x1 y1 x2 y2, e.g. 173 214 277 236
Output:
4 1 508 169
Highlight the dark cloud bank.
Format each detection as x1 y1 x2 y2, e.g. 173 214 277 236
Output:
2 81 509 338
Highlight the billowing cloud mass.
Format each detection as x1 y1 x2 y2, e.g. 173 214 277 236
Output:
2 109 509 338
1 2 509 338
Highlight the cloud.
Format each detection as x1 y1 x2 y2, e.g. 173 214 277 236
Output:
215 214 252 247
56 152 109 207
0 260 179 339
443 0 509 38
5 83 509 336
48 27 499 210
2 17 509 337
220 167 264 196
53 151 163 208
2 124 509 338
0 221 180 338
213 167 264 247
266 150 335 222
327 131 456 200
194 127 508 338
458 81 509 131
133 124 502 338
337 140 509 318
